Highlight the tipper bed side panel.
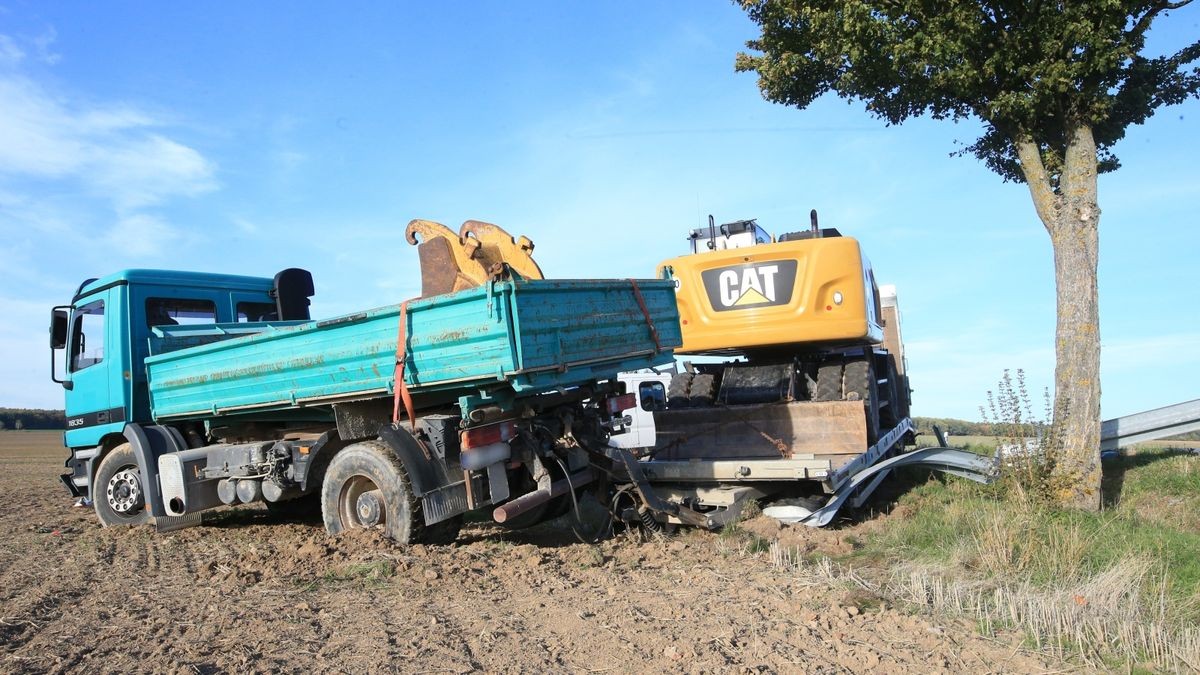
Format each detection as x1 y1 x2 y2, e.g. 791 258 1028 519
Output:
510 279 682 371
146 304 406 419
145 279 681 421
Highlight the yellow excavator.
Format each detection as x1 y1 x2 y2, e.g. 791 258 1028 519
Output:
614 212 919 529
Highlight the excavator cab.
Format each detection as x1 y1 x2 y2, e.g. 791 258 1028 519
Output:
687 217 772 253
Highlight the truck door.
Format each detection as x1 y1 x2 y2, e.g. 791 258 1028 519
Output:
610 373 668 448
63 292 124 449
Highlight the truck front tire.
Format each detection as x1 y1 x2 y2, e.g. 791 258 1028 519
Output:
94 443 151 527
321 440 460 545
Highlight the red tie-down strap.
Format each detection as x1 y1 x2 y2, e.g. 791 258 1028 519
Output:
392 300 420 427
628 279 661 353
391 301 433 461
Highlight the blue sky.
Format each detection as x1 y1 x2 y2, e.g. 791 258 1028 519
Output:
1 2 1197 421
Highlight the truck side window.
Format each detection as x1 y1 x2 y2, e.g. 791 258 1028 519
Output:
237 302 278 322
640 381 666 411
70 300 105 371
147 298 216 327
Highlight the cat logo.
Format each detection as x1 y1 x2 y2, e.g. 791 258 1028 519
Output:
701 260 797 312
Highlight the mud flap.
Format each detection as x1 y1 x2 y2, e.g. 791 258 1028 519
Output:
154 512 202 533
123 423 188 518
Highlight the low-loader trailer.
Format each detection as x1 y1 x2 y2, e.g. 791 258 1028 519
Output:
49 220 683 542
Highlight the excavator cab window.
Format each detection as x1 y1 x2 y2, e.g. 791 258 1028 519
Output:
688 219 771 253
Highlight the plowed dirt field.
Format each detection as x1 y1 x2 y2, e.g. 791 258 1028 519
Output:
0 432 1070 673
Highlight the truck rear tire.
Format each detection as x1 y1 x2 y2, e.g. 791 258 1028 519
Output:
94 443 151 527
321 440 460 545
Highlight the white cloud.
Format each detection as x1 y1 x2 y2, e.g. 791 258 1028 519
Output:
231 216 260 234
0 34 24 66
0 71 217 210
0 43 217 269
91 134 216 209
106 213 182 257
32 27 61 65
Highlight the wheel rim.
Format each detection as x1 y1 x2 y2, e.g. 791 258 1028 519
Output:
106 466 144 516
337 475 387 529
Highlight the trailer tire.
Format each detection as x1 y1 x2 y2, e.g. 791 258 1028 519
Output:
94 443 151 527
322 440 451 544
814 361 844 402
667 373 694 408
689 373 717 406
878 355 902 429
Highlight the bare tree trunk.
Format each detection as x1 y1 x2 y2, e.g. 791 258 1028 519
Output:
1016 126 1102 511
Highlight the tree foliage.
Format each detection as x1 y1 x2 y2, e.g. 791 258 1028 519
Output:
736 1 1198 510
736 0 1200 190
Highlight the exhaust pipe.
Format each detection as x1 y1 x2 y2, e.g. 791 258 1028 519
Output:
492 469 595 523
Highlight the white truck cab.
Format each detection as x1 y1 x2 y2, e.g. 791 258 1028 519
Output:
609 371 671 449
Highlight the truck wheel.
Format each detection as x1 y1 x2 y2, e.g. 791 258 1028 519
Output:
844 357 881 445
94 443 151 527
321 440 460 545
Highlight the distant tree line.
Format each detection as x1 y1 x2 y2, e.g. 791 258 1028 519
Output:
0 408 67 430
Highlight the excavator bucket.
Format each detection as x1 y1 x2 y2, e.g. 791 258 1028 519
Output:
459 220 544 281
405 219 545 298
405 219 491 298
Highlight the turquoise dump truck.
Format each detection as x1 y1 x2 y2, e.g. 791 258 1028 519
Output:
49 255 681 543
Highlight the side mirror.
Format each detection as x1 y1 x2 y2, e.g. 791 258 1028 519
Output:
50 306 72 388
50 308 68 349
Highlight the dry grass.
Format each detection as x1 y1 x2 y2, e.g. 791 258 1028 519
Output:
842 446 1200 672
891 559 1200 672
770 539 1200 671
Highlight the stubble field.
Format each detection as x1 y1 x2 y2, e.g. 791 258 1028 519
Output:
0 431 1070 673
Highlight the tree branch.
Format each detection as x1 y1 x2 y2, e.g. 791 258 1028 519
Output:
1130 1 1193 41
1015 136 1059 231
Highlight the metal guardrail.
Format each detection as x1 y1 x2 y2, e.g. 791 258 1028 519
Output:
1100 399 1200 451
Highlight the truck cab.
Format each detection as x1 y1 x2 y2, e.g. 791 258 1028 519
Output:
49 268 313 498
607 371 671 449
